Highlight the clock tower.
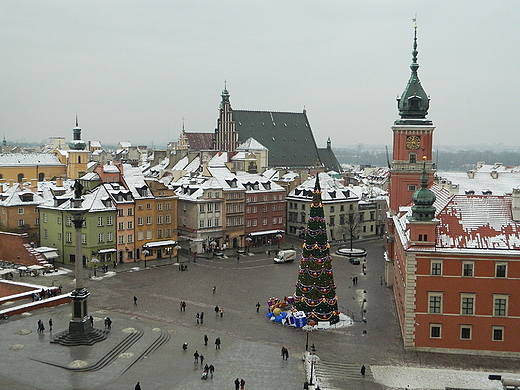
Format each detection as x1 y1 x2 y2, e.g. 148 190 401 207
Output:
389 25 435 213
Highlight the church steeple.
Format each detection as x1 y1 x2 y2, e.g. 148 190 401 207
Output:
410 159 436 221
215 82 238 152
396 24 431 123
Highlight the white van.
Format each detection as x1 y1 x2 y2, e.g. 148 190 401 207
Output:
274 250 297 263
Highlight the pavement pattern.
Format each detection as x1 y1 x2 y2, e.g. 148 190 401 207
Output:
2 238 520 390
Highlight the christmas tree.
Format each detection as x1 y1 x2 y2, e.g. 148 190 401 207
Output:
294 175 340 324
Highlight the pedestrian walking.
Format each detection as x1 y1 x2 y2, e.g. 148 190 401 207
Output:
135 382 141 390
212 285 216 294
361 365 366 377
214 305 219 315
204 334 208 346
236 254 240 263
194 350 199 363
134 296 138 305
219 307 224 317
200 312 204 324
281 346 289 360
255 302 261 313
215 337 221 349
48 318 53 331
196 313 200 324
182 342 188 351
209 364 214 379
200 354 204 366
201 366 208 380
89 315 94 326
240 378 246 390
234 378 240 390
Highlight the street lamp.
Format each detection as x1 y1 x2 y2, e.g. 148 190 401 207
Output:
276 232 283 249
142 249 149 268
91 258 99 277
246 236 252 253
175 245 181 262
309 343 316 386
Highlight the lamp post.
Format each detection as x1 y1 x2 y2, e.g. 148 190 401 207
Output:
142 249 149 268
175 245 181 262
309 343 316 386
276 232 283 249
246 236 252 253
91 258 99 277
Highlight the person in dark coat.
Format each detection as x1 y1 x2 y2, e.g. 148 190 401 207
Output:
361 365 366 376
135 382 141 390
234 378 240 390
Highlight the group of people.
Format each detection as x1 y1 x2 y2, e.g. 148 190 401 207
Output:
32 287 61 301
37 319 48 333
179 301 187 311
214 305 224 317
234 378 246 390
196 312 204 324
104 317 112 329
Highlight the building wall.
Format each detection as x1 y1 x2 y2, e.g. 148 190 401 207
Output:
413 252 520 355
0 165 66 182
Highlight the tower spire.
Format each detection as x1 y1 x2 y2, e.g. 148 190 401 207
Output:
396 21 430 122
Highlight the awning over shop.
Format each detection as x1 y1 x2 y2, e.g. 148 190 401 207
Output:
42 251 59 259
143 240 178 248
34 247 59 259
98 248 117 254
249 230 284 237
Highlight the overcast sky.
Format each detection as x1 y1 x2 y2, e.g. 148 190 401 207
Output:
1 1 519 149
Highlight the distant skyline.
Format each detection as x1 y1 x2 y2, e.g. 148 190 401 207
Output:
2 1 519 148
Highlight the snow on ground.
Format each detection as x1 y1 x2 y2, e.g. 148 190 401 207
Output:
371 365 519 390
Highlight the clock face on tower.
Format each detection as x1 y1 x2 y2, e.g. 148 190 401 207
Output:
406 135 421 150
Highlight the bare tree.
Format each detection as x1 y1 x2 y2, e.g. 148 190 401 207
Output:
339 212 362 250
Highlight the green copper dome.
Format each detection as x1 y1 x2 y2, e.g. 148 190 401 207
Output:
411 162 436 221
397 26 430 120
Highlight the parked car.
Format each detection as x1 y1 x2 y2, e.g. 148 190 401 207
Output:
349 258 361 265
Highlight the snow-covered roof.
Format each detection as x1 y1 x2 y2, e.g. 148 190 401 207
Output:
0 153 63 167
236 137 268 151
394 184 520 253
288 172 359 202
437 165 520 196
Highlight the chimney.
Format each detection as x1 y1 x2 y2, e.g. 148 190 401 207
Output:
56 178 63 187
490 171 498 179
31 179 38 189
512 188 520 221
467 170 475 179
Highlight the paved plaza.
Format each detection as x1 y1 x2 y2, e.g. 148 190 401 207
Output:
2 238 520 390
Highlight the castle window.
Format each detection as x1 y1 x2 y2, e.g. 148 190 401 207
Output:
462 262 474 277
495 263 507 278
408 185 416 191
409 153 417 163
430 324 441 338
430 260 442 275
428 293 443 313
492 326 504 341
460 325 472 340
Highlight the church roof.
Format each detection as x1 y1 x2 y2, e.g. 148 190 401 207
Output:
317 146 342 172
233 110 320 168
236 137 268 151
186 133 214 150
